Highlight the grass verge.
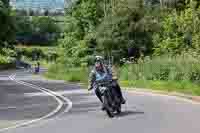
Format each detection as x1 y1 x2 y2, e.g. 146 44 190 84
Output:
45 66 200 96
120 80 200 96
44 66 89 83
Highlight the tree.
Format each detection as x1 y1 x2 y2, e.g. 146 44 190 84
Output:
32 17 61 34
15 16 33 35
96 0 159 60
1 0 9 7
153 2 200 55
0 0 15 48
55 0 105 66
70 0 104 38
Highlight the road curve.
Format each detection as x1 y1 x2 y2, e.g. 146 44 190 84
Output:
1 70 200 133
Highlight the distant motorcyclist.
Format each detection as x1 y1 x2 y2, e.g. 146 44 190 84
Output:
34 62 40 74
88 56 126 109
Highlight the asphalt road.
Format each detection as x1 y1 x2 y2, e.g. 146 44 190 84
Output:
0 69 200 133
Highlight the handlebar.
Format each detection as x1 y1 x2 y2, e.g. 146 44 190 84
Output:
94 80 113 87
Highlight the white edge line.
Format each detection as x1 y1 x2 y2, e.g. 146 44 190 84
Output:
127 89 200 105
0 72 72 132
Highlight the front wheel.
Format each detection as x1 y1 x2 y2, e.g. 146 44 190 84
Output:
103 94 114 118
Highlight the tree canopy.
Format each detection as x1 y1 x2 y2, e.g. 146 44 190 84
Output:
0 0 15 48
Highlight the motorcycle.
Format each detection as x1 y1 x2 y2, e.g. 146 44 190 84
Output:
94 80 122 118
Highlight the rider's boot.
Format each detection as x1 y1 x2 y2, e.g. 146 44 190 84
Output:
121 97 126 104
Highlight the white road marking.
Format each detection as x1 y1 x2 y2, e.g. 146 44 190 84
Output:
23 89 88 97
128 90 200 105
0 78 9 80
0 103 63 110
0 106 18 110
0 71 72 132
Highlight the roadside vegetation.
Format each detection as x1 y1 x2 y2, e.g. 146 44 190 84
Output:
0 0 16 69
1 0 200 95
0 0 61 69
46 0 200 96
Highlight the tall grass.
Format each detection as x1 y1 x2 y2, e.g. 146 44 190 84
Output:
45 54 200 95
45 63 89 83
118 54 200 95
120 80 200 95
46 54 200 83
119 54 200 83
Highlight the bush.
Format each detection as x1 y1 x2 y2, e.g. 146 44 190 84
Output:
0 55 9 64
15 46 58 62
153 4 200 55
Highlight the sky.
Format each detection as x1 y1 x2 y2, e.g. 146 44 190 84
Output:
10 0 66 10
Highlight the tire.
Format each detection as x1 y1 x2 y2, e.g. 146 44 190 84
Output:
103 94 114 118
116 104 121 114
106 109 114 118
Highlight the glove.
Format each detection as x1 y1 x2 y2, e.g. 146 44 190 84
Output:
112 76 118 80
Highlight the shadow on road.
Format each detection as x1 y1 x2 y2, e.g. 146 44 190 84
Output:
117 110 144 117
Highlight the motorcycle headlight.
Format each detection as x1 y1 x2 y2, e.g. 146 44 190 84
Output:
99 87 107 94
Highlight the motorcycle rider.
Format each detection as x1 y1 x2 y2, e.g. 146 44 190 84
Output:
88 56 126 109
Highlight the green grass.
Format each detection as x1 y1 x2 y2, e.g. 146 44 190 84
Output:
45 64 89 83
117 54 200 95
45 65 200 96
120 80 200 96
119 54 200 81
45 54 200 96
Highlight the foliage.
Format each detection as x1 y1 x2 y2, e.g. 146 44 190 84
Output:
15 16 34 35
96 0 160 60
15 46 58 62
58 0 200 65
0 47 15 65
46 64 88 82
45 0 200 95
15 16 61 45
153 2 200 55
119 53 200 82
32 16 61 34
0 0 16 48
0 55 11 64
58 0 104 66
58 0 163 67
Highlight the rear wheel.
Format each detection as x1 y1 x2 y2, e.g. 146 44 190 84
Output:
116 104 121 114
106 108 114 118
